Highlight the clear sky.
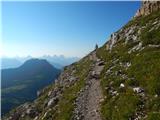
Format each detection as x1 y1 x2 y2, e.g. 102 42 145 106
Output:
2 1 141 58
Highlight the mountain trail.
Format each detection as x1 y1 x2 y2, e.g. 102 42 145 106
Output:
73 51 104 120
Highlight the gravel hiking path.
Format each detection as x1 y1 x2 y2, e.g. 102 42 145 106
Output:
73 52 104 120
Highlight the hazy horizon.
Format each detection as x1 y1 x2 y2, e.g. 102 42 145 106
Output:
1 54 80 59
2 1 140 58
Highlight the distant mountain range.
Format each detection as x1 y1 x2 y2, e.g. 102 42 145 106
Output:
1 55 80 69
40 55 80 67
1 58 22 69
1 59 60 116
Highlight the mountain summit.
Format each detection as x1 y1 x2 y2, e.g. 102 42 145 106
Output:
3 1 160 120
1 59 60 116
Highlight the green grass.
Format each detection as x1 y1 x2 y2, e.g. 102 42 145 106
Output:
124 10 160 29
97 41 141 120
140 27 160 46
2 85 27 94
101 90 140 120
147 112 160 120
53 58 92 120
128 49 160 95
53 80 85 120
99 44 160 119
35 84 55 112
39 57 92 120
97 10 160 120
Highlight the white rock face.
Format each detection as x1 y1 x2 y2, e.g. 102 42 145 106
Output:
128 42 142 54
126 62 131 67
120 83 125 88
26 108 32 114
133 87 140 93
133 87 144 93
106 32 119 51
34 116 38 120
47 91 52 96
47 98 54 107
109 33 117 50
134 1 160 18
124 26 138 44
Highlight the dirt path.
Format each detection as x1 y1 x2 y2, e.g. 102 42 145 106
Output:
73 52 104 120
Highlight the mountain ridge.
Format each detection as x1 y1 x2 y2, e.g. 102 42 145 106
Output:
1 56 80 69
1 59 60 116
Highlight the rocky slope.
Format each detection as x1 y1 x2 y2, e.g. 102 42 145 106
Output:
3 1 160 120
134 1 160 17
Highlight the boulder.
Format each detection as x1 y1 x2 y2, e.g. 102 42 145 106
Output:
120 83 125 88
47 97 59 107
26 108 38 118
97 61 105 66
133 87 144 94
128 42 142 54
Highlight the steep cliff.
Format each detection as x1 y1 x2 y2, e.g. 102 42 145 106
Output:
3 1 160 120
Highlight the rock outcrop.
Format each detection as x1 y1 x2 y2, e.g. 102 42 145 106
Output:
134 1 160 18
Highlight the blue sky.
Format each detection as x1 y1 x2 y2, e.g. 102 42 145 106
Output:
2 1 140 58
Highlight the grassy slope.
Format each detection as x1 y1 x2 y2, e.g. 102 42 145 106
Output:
97 11 160 120
33 57 93 120
52 58 92 120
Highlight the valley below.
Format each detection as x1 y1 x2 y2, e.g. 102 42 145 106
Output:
1 59 60 116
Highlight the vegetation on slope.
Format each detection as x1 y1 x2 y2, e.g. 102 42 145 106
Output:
35 57 93 120
53 58 92 120
97 10 160 120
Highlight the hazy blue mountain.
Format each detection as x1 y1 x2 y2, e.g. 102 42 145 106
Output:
1 59 60 116
48 61 63 69
1 55 79 70
1 58 22 69
41 55 80 66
